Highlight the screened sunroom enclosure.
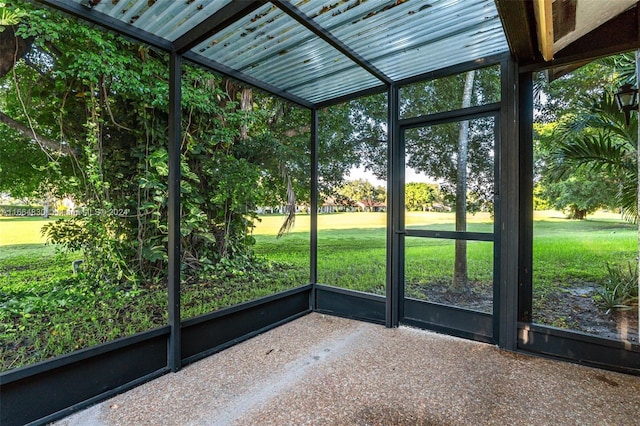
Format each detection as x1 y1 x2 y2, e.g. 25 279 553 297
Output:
2 1 640 425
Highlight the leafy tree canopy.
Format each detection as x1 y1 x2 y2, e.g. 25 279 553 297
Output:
405 182 441 211
535 53 637 221
338 179 386 211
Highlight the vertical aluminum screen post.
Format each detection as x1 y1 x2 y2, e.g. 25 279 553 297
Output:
310 108 318 304
497 58 519 350
518 72 534 323
386 84 402 328
168 51 182 372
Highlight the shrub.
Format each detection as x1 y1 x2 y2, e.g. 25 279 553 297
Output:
594 262 639 313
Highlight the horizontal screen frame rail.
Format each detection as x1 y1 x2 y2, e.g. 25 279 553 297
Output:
404 229 494 241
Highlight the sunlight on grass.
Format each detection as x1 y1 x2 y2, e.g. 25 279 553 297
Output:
253 211 496 236
0 217 53 246
1 210 637 371
253 212 386 235
405 211 494 232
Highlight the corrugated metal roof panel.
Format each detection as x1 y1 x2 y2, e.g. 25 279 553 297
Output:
191 3 287 66
191 2 381 104
70 0 232 41
288 66 382 103
298 0 509 82
377 26 508 80
64 0 509 105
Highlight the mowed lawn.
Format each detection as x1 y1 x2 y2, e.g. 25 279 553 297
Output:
252 210 637 294
252 210 493 235
0 217 58 259
1 211 636 289
0 217 66 296
2 211 636 294
0 211 636 371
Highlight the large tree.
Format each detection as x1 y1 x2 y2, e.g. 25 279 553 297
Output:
0 1 322 285
452 70 476 292
535 117 623 220
405 182 441 211
1 1 377 285
338 179 385 211
542 169 619 219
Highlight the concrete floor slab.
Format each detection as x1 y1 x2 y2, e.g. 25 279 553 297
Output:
54 313 640 425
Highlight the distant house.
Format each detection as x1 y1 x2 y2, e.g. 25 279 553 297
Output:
319 198 336 213
256 204 309 214
319 196 356 213
355 201 386 212
429 203 452 212
256 206 275 214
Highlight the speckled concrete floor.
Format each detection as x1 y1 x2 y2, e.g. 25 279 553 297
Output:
54 313 640 425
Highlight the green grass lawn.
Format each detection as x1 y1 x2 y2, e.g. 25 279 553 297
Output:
0 217 58 262
253 211 495 294
253 210 636 294
2 210 636 299
0 216 56 246
0 211 637 371
533 212 636 287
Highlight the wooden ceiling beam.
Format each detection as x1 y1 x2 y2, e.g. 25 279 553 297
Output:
494 0 539 62
533 0 554 61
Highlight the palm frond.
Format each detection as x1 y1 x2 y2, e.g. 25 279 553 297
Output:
589 93 637 144
554 132 633 176
555 92 636 145
617 173 638 223
612 52 637 86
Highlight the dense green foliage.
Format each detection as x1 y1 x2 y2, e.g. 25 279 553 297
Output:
0 2 346 286
535 53 638 220
0 233 305 370
404 182 442 211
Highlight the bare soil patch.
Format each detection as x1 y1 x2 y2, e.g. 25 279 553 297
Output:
534 286 638 342
410 283 638 343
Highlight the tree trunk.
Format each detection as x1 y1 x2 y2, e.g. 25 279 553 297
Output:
0 30 75 156
452 70 475 293
0 110 73 153
0 27 33 79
